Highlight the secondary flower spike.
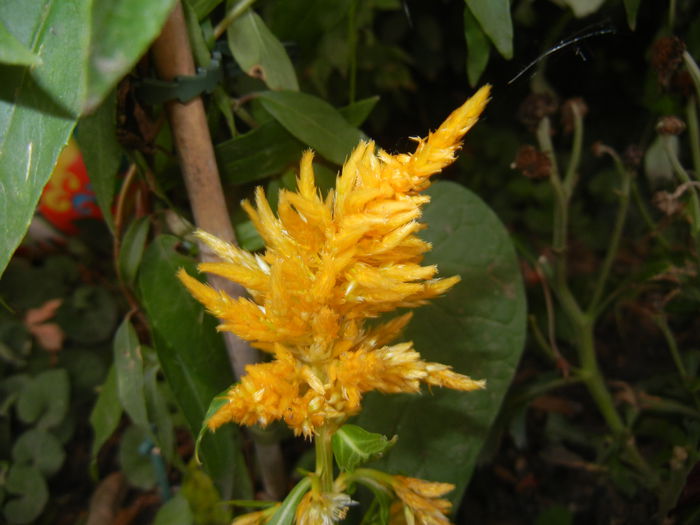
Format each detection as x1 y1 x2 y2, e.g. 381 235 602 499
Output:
179 85 491 437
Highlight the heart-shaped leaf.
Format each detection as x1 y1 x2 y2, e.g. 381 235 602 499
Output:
356 181 526 506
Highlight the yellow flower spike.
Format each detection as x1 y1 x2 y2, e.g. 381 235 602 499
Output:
178 86 491 437
390 475 455 525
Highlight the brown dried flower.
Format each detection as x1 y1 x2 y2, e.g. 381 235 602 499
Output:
656 116 686 136
650 36 686 88
517 93 559 131
512 145 552 179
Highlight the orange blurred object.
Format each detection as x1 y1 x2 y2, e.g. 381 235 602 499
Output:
38 138 102 234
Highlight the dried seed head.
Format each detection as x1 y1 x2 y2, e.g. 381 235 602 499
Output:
653 190 682 216
656 116 686 135
650 36 686 88
561 98 588 134
511 145 552 179
517 93 559 131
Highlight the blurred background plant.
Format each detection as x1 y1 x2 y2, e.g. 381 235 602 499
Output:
1 0 700 523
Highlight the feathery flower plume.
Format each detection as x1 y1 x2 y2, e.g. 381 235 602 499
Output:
178 85 491 438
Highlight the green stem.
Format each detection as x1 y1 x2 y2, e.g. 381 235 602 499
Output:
537 117 567 255
315 425 335 493
213 0 257 40
563 103 584 196
683 51 700 105
669 0 676 30
688 98 700 178
575 317 624 435
654 315 700 410
662 135 700 239
588 152 632 315
631 181 671 249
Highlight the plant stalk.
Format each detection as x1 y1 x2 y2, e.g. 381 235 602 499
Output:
315 425 335 493
588 152 632 315
151 2 285 499
213 0 257 41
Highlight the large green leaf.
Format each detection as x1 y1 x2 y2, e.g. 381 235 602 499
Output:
227 8 299 91
84 0 179 112
0 0 175 278
138 235 252 499
464 0 513 59
0 22 40 67
356 181 526 506
0 0 89 278
257 91 364 165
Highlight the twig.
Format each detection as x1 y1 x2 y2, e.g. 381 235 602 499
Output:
151 2 285 499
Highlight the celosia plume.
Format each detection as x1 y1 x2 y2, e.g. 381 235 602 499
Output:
179 85 491 437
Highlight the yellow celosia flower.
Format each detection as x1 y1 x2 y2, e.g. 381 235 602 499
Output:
389 475 455 525
295 489 354 525
179 85 491 437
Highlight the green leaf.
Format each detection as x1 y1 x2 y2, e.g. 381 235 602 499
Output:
84 0 179 112
189 0 224 20
338 96 380 127
119 424 156 490
464 0 513 59
267 476 312 525
180 459 233 524
154 493 194 525
623 0 641 30
332 425 396 472
118 217 151 286
560 0 606 18
144 363 176 462
216 120 304 185
195 388 231 464
2 464 48 524
227 8 299 91
56 285 118 344
11 429 65 477
17 369 70 430
356 181 526 506
114 318 149 430
0 0 88 278
0 22 40 66
258 91 364 165
464 6 491 86
138 235 252 499
75 91 122 231
89 365 123 469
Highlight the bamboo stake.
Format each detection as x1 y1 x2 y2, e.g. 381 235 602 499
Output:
151 2 285 499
